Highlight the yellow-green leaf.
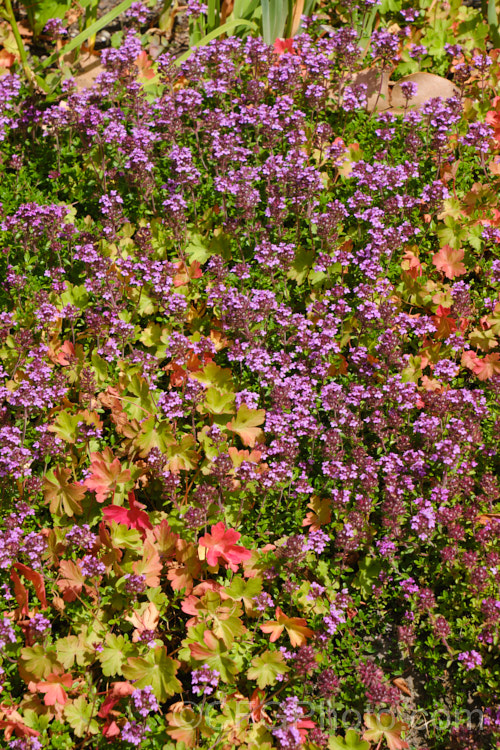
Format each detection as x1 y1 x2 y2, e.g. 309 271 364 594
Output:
122 646 181 701
226 405 266 448
64 696 99 737
247 650 289 688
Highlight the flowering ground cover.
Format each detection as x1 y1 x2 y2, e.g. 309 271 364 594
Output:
1 1 500 748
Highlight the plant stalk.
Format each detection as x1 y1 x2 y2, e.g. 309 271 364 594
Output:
3 0 41 90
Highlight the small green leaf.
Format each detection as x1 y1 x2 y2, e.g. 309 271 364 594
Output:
56 636 79 669
19 646 62 681
225 575 262 614
64 696 99 737
109 522 143 551
49 411 81 444
201 387 235 415
122 646 181 701
328 729 370 750
185 233 213 264
99 634 134 677
247 650 290 688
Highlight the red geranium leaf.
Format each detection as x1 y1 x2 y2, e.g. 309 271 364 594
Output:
274 37 294 55
10 569 29 615
103 491 153 534
198 522 252 572
13 563 47 609
98 681 134 719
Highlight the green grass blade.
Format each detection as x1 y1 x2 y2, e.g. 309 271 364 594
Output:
233 0 261 19
303 0 318 14
359 3 379 52
38 0 134 70
262 0 288 44
284 0 295 39
207 0 219 30
261 0 272 44
488 0 500 47
175 17 258 65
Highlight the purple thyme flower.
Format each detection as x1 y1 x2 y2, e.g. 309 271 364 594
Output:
121 720 151 746
410 498 436 541
400 81 418 101
304 528 330 554
125 1 149 24
9 739 43 750
124 574 147 595
131 686 159 717
323 603 347 635
254 592 275 612
0 618 16 649
185 0 208 18
43 18 67 37
458 650 483 670
400 8 420 21
65 524 98 552
370 29 400 63
28 614 51 639
191 666 220 696
307 582 325 601
79 555 106 577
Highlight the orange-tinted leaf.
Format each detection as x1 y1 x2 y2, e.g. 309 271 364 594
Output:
133 540 162 587
127 602 160 642
145 519 178 559
363 713 409 750
97 681 134 719
260 606 313 647
34 672 73 706
57 340 76 366
401 249 423 279
274 38 294 55
477 353 500 380
10 569 29 615
302 496 331 530
57 560 85 602
432 245 466 279
476 512 500 525
84 447 131 503
432 306 456 338
392 677 411 696
188 629 220 660
0 707 40 739
13 563 47 609
226 404 266 447
166 702 202 747
198 522 252 572
43 467 85 517
166 540 201 593
461 349 484 374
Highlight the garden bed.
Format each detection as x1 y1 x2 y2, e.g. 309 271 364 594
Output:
0 2 499 749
